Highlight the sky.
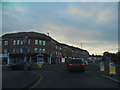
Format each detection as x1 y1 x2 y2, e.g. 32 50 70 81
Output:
1 1 119 55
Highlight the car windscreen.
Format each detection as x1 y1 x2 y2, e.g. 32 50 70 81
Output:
68 59 83 64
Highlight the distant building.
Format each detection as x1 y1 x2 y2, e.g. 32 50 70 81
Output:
88 55 103 62
0 32 90 65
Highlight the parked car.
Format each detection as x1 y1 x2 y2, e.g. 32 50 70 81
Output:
9 61 33 70
66 59 85 72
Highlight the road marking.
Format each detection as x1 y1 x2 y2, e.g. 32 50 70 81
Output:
101 75 120 83
22 71 43 89
30 73 43 88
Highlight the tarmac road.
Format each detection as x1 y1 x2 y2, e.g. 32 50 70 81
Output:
34 62 120 88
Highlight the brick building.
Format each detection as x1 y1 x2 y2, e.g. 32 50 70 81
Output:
0 32 89 65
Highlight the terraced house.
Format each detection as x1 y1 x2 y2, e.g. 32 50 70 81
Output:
0 32 89 65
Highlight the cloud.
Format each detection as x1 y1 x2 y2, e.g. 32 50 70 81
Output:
2 2 118 55
96 9 117 24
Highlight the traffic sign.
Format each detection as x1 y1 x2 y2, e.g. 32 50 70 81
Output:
109 62 116 74
22 45 28 50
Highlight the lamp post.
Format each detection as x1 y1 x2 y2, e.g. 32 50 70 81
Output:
47 32 51 64
81 42 82 49
22 35 28 62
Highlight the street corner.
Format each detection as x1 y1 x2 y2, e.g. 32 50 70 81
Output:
2 70 43 88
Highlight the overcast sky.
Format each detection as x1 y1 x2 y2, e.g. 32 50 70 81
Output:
1 1 118 55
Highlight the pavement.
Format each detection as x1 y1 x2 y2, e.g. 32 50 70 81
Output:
2 66 42 88
87 60 120 83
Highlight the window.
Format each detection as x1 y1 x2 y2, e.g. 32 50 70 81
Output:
60 47 62 50
43 41 46 45
16 49 19 53
39 40 42 45
43 49 45 53
39 48 42 53
35 48 38 53
28 40 30 44
4 49 8 54
17 40 20 45
27 48 30 53
13 49 15 53
56 52 58 55
35 40 38 45
21 40 23 45
4 41 8 45
20 48 23 53
13 40 16 45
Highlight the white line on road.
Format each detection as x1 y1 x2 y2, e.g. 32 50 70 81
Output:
31 73 43 88
101 75 120 83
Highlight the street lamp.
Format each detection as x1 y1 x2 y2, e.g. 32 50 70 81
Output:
22 35 28 62
47 32 51 64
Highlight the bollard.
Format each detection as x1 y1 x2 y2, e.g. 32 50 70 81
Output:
100 62 104 71
86 61 88 65
109 62 116 74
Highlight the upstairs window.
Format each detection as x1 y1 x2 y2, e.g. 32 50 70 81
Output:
43 41 46 45
4 41 8 45
13 40 16 45
35 40 38 45
17 40 20 45
43 49 46 53
20 48 23 53
21 40 23 45
35 48 38 53
28 40 31 44
4 49 8 54
39 48 42 53
12 49 15 53
39 40 42 45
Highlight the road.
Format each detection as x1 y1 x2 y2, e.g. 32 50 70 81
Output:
34 61 120 88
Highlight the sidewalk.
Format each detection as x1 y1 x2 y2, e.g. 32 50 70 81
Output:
93 61 120 82
2 70 42 88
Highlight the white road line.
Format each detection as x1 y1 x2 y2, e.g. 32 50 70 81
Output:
101 75 120 83
31 73 43 88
